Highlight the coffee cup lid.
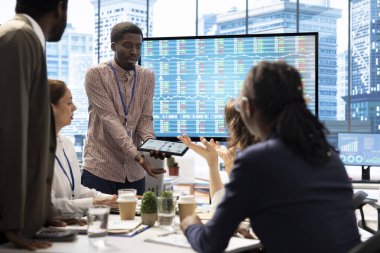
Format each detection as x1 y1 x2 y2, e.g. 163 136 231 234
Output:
117 194 137 202
178 195 195 204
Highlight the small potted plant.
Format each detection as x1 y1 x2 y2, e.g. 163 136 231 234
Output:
140 191 158 226
167 157 179 176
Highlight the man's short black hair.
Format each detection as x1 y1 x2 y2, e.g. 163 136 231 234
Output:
16 0 68 20
111 22 143 43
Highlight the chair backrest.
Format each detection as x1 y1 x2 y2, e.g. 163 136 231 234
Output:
348 231 380 253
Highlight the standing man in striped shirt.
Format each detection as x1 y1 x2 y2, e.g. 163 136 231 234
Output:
82 22 166 195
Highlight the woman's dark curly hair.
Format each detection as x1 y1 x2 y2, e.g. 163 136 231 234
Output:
243 61 331 165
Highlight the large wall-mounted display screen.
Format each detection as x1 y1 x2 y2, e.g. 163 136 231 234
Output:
141 32 318 139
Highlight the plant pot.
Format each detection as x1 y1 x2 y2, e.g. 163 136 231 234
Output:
141 213 157 227
168 166 179 176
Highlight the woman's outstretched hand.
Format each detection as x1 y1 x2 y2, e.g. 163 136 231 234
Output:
177 134 218 165
210 141 236 175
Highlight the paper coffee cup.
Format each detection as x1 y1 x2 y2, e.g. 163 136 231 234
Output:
117 195 137 220
178 195 196 222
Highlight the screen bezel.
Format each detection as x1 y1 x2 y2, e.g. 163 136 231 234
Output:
140 32 319 141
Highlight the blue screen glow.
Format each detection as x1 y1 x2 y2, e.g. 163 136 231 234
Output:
338 133 380 166
141 33 318 139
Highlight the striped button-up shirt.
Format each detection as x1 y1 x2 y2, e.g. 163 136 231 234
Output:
83 59 155 182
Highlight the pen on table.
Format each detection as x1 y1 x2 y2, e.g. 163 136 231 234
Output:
127 225 149 237
157 231 179 237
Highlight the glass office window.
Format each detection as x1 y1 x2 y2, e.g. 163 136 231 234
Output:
47 0 96 162
2 0 379 162
0 0 14 25
96 0 152 62
150 0 196 37
299 0 349 147
0 0 96 162
247 0 297 34
350 0 380 135
198 0 246 36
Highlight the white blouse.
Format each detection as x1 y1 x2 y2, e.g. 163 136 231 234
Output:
210 188 226 212
52 135 111 217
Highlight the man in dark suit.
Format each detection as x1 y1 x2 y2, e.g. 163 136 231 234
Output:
0 0 68 250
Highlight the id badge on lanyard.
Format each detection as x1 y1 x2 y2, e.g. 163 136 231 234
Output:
126 122 133 138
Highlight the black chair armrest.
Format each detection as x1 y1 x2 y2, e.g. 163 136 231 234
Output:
358 198 379 234
353 191 368 209
367 201 380 209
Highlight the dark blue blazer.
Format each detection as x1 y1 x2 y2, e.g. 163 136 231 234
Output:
185 138 360 253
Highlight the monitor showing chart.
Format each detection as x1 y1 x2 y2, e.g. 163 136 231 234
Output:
141 32 318 139
338 133 380 166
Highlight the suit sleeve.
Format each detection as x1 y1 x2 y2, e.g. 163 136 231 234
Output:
184 156 256 253
0 30 38 231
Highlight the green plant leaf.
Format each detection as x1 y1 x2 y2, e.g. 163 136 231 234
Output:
141 191 157 214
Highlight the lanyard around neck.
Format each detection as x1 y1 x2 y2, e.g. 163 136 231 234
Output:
55 148 75 197
109 61 137 121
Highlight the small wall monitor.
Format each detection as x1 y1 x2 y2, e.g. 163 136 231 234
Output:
338 133 380 181
141 32 318 140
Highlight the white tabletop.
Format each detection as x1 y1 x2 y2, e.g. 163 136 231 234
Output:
0 215 260 253
0 225 193 253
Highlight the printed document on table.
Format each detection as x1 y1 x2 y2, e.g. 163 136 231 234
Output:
145 233 261 253
50 219 141 234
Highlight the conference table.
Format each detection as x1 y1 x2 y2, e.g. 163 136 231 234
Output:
0 228 193 253
0 214 261 253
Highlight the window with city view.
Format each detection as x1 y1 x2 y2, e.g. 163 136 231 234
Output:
1 0 379 162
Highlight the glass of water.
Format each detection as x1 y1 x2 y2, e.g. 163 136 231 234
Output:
157 197 176 231
87 205 110 247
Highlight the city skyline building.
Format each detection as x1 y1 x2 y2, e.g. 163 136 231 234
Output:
48 1 343 143
91 0 156 62
350 0 380 132
203 0 341 120
337 51 348 120
46 0 380 151
198 14 217 35
46 23 94 158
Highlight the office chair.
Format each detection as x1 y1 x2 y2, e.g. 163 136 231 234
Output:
348 230 380 253
353 191 380 234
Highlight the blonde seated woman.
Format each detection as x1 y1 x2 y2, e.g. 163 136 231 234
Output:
178 99 257 211
49 79 118 218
